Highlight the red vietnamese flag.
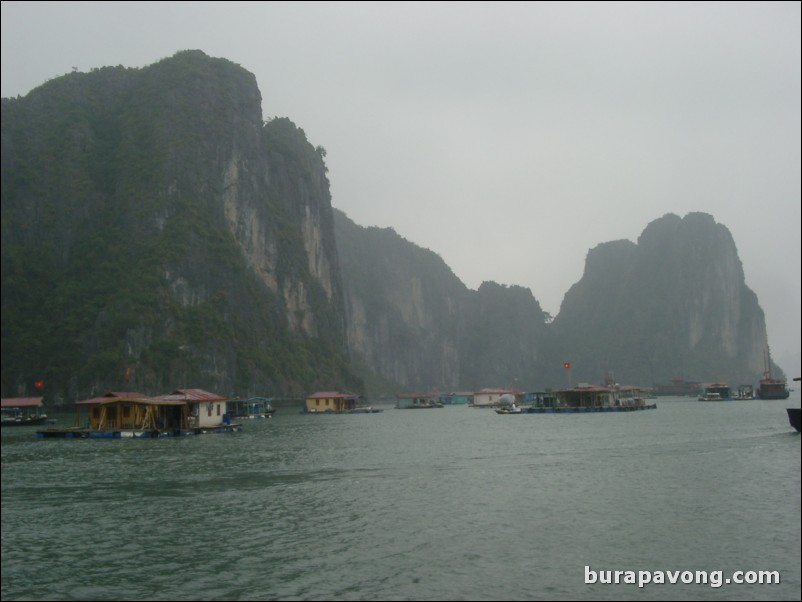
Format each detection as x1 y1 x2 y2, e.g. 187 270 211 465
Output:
563 362 571 369
34 380 45 389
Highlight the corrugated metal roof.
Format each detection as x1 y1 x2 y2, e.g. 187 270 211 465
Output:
156 388 227 402
75 391 152 405
1 397 44 408
306 391 355 399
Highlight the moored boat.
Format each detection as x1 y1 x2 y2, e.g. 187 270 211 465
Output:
787 408 801 433
788 377 801 433
756 348 790 400
756 373 790 400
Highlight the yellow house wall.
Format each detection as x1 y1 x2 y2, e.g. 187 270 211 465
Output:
305 397 336 412
304 397 354 412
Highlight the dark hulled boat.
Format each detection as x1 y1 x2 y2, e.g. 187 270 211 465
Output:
788 377 801 433
756 348 790 399
788 408 801 433
757 372 790 400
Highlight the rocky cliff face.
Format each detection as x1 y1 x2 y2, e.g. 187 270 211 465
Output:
1 51 355 400
334 210 550 392
337 210 776 392
550 212 772 385
334 210 470 389
1 51 778 400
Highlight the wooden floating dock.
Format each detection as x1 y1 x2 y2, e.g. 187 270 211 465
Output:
36 424 243 439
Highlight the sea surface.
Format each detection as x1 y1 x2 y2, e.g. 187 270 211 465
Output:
2 395 800 601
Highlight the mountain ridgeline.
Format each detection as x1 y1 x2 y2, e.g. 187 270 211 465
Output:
335 210 774 391
0 51 779 401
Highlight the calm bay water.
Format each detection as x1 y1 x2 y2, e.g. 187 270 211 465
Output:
2 396 800 601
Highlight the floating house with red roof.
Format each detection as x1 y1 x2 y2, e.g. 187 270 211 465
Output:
1 397 48 426
36 389 241 438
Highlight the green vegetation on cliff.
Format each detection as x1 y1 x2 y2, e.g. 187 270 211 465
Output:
1 51 777 402
1 51 359 402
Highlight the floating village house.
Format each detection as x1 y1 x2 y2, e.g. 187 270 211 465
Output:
157 388 231 427
698 382 733 401
227 396 275 419
1 396 48 425
396 393 442 409
38 389 239 438
555 384 616 408
438 392 473 405
304 391 359 413
554 384 649 409
471 388 523 408
74 391 187 433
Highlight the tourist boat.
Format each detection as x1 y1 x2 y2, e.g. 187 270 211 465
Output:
1 397 49 426
756 370 790 400
755 347 790 400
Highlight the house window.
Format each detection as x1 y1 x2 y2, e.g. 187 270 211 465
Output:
123 406 131 418
217 404 221 416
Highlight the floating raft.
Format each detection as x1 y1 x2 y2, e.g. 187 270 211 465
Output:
509 404 657 414
36 424 243 438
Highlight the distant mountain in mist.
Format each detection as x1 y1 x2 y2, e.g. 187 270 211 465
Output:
334 209 549 392
337 210 778 391
549 212 774 386
0 51 780 401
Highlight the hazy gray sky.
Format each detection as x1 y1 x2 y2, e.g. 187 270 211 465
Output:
2 1 800 375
